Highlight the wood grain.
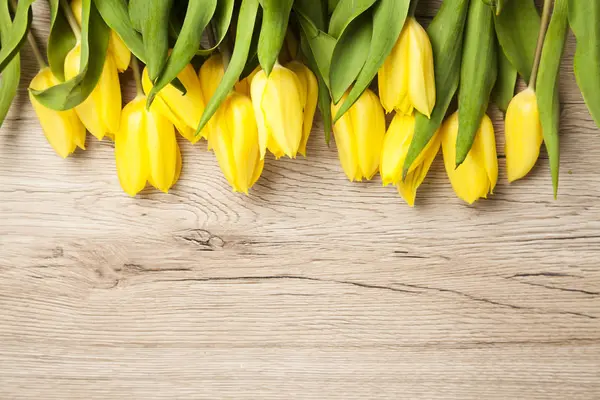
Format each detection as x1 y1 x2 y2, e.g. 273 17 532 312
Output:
1 1 599 399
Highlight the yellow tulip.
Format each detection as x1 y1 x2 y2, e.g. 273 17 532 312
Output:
198 54 253 101
331 89 386 181
441 112 498 204
380 113 440 206
142 64 206 143
504 87 544 182
115 96 180 196
378 17 435 117
209 92 264 194
251 63 316 159
71 0 131 72
29 67 86 158
64 42 121 140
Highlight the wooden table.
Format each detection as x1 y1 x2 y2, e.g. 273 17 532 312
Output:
1 2 599 399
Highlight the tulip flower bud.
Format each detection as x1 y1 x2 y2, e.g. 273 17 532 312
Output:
209 92 264 194
380 113 440 206
331 89 386 181
115 96 181 196
71 0 131 72
251 63 315 159
378 17 435 117
29 68 86 158
64 42 121 140
142 64 206 143
504 88 544 182
441 112 498 204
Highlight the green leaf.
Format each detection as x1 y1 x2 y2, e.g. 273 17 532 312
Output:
456 0 497 166
47 0 76 82
257 0 294 76
0 0 20 128
94 0 146 62
328 0 377 39
294 7 336 90
538 0 568 197
148 0 217 106
196 0 236 56
491 42 517 112
0 0 33 74
329 12 372 103
333 0 410 122
568 0 600 129
294 0 326 31
196 0 260 134
31 0 110 111
494 0 540 83
403 0 470 177
133 0 173 81
328 0 340 15
300 26 332 144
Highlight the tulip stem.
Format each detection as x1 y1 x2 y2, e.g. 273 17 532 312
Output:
130 57 143 97
408 0 419 17
27 32 48 70
9 0 47 69
60 0 81 41
529 0 553 90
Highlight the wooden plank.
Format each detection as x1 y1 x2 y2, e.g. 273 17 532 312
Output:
0 1 599 399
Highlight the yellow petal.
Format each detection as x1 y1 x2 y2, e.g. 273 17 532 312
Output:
209 100 238 191
397 132 440 207
109 31 131 73
29 68 86 158
380 113 415 185
260 64 304 158
349 88 385 179
229 93 261 193
99 53 122 135
115 97 148 196
146 104 178 193
407 18 436 118
441 112 496 204
143 64 206 141
504 87 543 182
331 93 359 181
65 43 121 140
173 143 182 186
378 21 410 114
71 0 130 73
286 61 318 157
250 69 270 159
198 54 225 104
478 114 498 193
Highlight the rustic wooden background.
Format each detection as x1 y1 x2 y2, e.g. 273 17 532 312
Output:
1 1 599 399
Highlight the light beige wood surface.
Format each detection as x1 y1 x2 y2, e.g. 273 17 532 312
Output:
1 2 599 399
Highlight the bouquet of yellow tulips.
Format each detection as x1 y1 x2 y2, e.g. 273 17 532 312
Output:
0 0 599 206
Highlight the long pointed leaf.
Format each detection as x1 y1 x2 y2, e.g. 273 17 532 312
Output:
494 0 539 83
456 0 497 165
0 0 20 127
94 0 145 62
0 0 33 73
328 0 377 39
568 0 600 128
47 0 76 81
403 0 469 177
196 0 260 133
492 42 517 113
257 0 294 76
537 0 568 197
31 0 110 111
148 0 217 106
329 12 372 103
333 0 410 122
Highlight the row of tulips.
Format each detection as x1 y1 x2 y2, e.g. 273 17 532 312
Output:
3 0 598 206
27 2 536 206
